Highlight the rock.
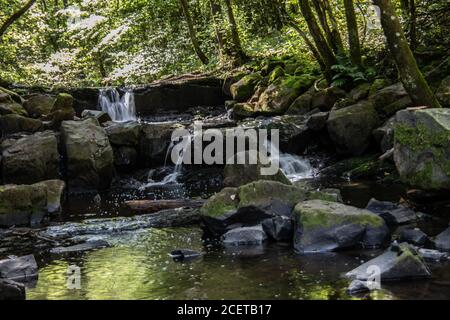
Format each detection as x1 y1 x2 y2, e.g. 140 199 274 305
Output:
0 114 43 136
327 101 380 156
370 83 410 117
201 181 308 236
0 180 65 227
346 243 431 281
105 121 141 146
417 248 448 262
347 280 371 295
306 189 343 203
286 92 313 115
365 198 417 225
50 239 109 254
306 112 329 131
399 229 428 246
0 255 38 282
369 78 390 96
256 75 315 115
434 227 450 252
230 73 262 102
222 225 267 246
436 76 450 107
61 118 114 190
223 151 291 187
293 200 389 253
113 146 137 171
311 87 346 111
268 66 285 84
0 90 27 117
394 108 450 190
81 109 112 124
44 93 76 128
0 87 23 104
23 94 55 118
262 216 293 242
231 102 256 119
1 131 59 184
373 116 396 153
140 122 180 166
349 83 371 102
0 279 25 300
170 249 203 262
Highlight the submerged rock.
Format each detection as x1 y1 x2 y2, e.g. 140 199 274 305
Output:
170 249 203 262
222 225 267 246
327 101 380 156
394 108 450 190
365 198 417 225
1 130 59 184
293 200 389 253
50 239 109 254
347 279 371 295
434 227 450 252
0 279 25 300
417 248 448 262
61 118 114 190
346 243 431 281
0 255 38 282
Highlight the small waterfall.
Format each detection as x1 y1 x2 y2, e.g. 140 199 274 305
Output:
99 88 137 122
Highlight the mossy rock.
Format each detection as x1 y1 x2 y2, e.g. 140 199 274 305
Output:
293 200 388 253
369 78 390 96
436 76 450 108
268 66 285 84
232 102 256 119
230 73 263 102
260 58 285 76
200 187 239 218
0 99 28 117
0 114 43 135
286 92 313 115
23 94 56 118
394 108 450 190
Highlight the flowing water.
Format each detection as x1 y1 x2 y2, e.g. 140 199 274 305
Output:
99 88 137 122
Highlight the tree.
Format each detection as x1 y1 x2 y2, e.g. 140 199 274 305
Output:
343 0 362 67
209 0 228 59
373 0 440 108
0 0 37 40
298 0 337 81
224 0 248 63
179 0 209 65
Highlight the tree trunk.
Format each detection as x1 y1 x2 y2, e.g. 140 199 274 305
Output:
373 0 440 108
298 0 336 80
311 0 337 53
322 0 345 54
209 0 228 58
343 0 362 67
179 0 209 65
224 0 247 62
0 0 37 39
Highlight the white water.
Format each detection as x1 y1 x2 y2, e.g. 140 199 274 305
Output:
99 88 137 122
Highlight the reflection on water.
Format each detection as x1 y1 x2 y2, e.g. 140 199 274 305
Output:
26 226 450 300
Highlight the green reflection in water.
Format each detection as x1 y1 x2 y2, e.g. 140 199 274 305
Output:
27 227 366 300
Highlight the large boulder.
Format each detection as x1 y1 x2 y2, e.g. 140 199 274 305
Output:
310 87 346 111
346 243 431 281
140 122 181 167
43 93 76 128
23 94 55 118
373 116 396 153
393 108 450 190
293 200 389 253
0 279 25 300
0 90 27 117
434 227 450 252
365 198 417 225
0 255 38 282
435 76 450 107
1 131 59 184
0 180 65 227
286 91 313 115
0 114 43 136
327 101 380 156
230 73 262 102
222 225 268 246
255 75 315 115
223 151 291 187
105 121 141 146
61 118 114 190
262 215 293 242
370 83 412 118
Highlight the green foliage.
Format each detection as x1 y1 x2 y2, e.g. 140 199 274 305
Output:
330 56 376 89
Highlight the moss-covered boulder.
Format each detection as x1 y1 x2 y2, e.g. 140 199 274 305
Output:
293 200 389 253
43 93 75 128
436 76 450 107
327 101 380 156
0 180 65 227
286 92 313 115
0 91 28 117
230 73 263 102
1 131 59 184
369 78 390 96
394 108 450 190
256 75 315 115
0 114 43 136
370 83 412 118
61 118 114 191
223 151 291 187
23 94 56 118
268 66 285 84
200 187 239 218
231 102 256 119
346 243 431 281
311 87 346 112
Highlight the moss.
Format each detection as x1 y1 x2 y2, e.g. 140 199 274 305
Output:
281 74 316 92
268 66 285 84
230 73 263 101
306 191 341 203
200 187 239 217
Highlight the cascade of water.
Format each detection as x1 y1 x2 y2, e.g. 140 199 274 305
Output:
98 88 137 122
